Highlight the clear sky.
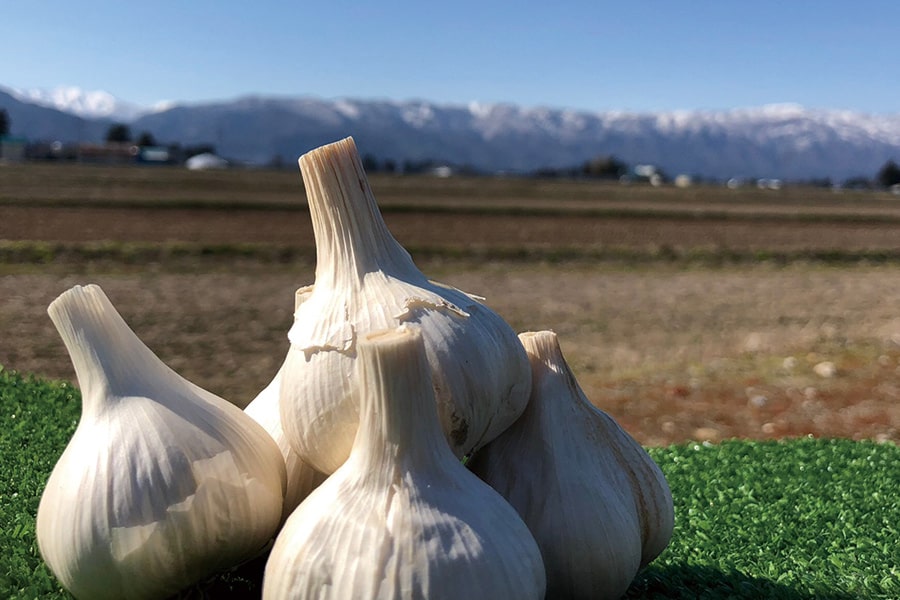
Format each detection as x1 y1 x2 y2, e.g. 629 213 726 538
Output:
4 1 899 114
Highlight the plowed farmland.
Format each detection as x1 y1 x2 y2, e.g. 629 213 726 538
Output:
1 163 898 445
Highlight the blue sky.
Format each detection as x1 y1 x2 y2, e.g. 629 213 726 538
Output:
4 1 899 113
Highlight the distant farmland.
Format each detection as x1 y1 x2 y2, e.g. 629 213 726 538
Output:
1 162 898 446
2 162 900 259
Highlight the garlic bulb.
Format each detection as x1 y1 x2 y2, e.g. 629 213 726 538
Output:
38 284 287 600
280 136 531 474
245 285 326 521
469 330 674 600
263 326 546 600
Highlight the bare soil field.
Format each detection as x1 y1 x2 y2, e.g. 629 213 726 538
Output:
3 163 900 257
2 163 899 446
4 162 900 219
4 204 900 254
2 263 898 447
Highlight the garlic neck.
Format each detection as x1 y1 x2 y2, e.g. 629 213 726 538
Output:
519 330 567 382
300 137 422 290
519 330 589 415
352 327 450 476
47 285 167 416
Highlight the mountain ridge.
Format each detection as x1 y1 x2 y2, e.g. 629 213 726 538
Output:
2 85 899 181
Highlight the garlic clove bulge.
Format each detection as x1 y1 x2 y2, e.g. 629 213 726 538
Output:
37 284 287 600
279 136 531 474
245 365 326 522
245 285 326 522
468 330 674 600
263 326 546 600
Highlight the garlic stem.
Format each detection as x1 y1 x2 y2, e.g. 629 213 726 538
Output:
47 285 170 416
519 330 569 385
353 327 449 474
301 137 422 289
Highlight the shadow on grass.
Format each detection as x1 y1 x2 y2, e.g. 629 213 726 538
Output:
170 554 267 599
171 558 858 600
624 563 855 600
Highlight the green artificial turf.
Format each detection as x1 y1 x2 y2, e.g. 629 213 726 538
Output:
629 441 899 599
1 366 897 599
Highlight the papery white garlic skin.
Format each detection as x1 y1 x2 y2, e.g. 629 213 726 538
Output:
263 326 545 600
469 330 674 600
245 284 326 521
37 284 287 600
279 137 531 474
245 365 326 520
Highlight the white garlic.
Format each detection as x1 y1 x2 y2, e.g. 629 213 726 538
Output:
245 365 326 521
263 326 545 599
245 285 326 521
469 330 674 600
37 284 287 600
279 137 531 474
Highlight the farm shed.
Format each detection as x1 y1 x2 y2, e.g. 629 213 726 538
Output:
186 152 228 170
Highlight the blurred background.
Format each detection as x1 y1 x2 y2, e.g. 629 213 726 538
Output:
1 0 898 445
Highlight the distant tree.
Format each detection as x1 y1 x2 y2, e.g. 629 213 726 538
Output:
362 153 380 173
803 177 833 188
582 155 627 179
402 158 437 174
382 159 397 174
105 123 132 143
843 176 872 190
0 109 8 136
136 131 157 147
876 159 900 188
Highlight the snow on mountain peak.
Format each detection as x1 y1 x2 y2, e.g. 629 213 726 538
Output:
755 102 807 118
149 100 177 113
333 99 361 119
9 85 147 121
467 101 495 119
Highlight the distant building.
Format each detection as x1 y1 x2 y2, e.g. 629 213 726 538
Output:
138 146 172 164
674 174 693 188
429 165 453 178
622 164 664 186
185 152 228 170
0 135 27 163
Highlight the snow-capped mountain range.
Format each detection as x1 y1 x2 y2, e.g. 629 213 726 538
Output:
2 85 899 181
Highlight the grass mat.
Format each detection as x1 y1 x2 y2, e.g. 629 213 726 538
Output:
1 367 897 599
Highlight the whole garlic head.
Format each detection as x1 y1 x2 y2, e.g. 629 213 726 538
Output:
37 284 287 600
263 326 546 599
469 330 674 600
280 137 531 474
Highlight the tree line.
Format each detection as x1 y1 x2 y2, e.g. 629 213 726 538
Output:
103 123 217 161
